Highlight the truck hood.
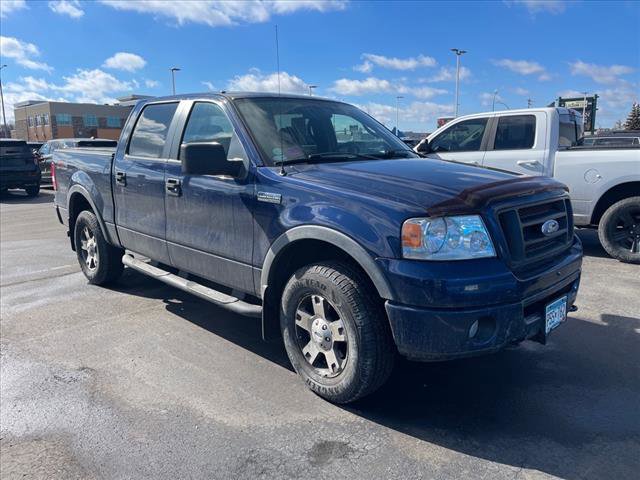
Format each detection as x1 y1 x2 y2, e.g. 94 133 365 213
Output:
286 158 567 214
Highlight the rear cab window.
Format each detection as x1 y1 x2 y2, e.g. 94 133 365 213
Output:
492 115 536 150
128 102 179 158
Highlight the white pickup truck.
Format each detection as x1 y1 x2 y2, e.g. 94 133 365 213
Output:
415 107 640 263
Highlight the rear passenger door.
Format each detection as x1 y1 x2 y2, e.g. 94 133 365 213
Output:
164 100 256 294
426 116 491 166
113 101 179 264
482 113 546 175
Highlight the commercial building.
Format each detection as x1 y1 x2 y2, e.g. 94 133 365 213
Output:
11 95 152 141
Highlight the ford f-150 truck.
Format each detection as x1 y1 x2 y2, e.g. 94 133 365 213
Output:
414 108 640 263
53 93 582 403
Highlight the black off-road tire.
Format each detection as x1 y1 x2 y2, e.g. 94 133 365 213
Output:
24 184 40 197
598 196 640 264
280 261 395 404
74 210 124 284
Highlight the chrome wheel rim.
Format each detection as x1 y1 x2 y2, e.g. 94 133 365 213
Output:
294 294 348 378
79 226 99 271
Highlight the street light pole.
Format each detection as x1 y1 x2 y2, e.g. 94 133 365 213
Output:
492 89 498 112
308 85 317 96
0 65 8 138
395 95 403 136
450 48 467 117
170 67 180 95
581 91 588 133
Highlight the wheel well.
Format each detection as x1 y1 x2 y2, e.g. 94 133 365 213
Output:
591 182 640 225
68 193 93 250
261 239 384 340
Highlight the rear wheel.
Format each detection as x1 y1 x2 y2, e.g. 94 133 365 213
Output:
280 262 395 404
74 210 124 284
24 184 40 197
598 196 640 264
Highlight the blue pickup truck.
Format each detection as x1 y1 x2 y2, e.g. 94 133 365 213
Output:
53 93 582 403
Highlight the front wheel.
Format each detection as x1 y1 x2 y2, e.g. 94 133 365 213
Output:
280 262 395 404
74 210 124 284
598 196 640 264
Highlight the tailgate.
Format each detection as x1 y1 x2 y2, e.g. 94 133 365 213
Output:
0 144 35 171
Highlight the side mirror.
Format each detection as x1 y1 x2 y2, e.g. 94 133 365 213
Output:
416 139 431 153
180 142 243 177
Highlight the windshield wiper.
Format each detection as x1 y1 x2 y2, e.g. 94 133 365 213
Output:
369 149 417 159
281 152 376 165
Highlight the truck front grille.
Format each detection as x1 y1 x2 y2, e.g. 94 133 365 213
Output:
498 198 573 268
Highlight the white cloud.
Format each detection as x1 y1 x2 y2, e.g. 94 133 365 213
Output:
426 66 471 82
99 0 347 27
355 53 436 72
0 0 27 18
513 87 530 96
569 60 635 85
505 0 567 15
492 58 550 81
331 77 393 95
202 81 216 91
103 52 147 72
227 70 308 94
0 36 53 72
145 79 160 88
56 68 132 103
48 0 84 18
357 101 453 130
330 77 446 99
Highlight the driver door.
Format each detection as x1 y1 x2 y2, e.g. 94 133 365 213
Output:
424 116 492 166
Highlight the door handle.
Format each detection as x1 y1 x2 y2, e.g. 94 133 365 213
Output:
115 171 126 186
517 160 542 169
166 178 182 196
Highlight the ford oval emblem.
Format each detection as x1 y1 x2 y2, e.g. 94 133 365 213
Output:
541 219 560 236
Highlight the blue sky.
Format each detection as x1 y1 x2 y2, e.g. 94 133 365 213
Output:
1 0 638 131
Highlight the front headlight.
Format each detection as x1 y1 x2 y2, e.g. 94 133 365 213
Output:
401 215 496 260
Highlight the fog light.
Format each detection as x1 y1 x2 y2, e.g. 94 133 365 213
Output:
468 320 479 339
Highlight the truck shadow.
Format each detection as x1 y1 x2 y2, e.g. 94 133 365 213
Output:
109 269 640 480
0 189 54 205
576 228 610 259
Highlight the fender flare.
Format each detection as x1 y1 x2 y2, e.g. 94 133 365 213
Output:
67 185 110 241
260 225 394 300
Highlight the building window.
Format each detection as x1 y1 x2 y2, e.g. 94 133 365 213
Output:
28 116 34 127
43 114 49 125
84 114 98 127
107 116 122 128
35 116 40 126
56 114 72 126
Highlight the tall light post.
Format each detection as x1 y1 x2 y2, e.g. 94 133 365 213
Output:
450 48 467 117
492 89 499 112
308 85 317 96
0 65 8 138
395 95 403 136
170 67 180 95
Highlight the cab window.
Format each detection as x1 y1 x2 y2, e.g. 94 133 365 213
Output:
430 117 488 152
179 102 246 161
493 115 536 150
128 102 179 158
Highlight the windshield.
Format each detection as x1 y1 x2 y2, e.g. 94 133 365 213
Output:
233 97 417 166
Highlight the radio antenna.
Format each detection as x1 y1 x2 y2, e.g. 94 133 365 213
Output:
275 24 286 176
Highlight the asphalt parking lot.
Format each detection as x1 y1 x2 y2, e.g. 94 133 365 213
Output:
1 189 639 480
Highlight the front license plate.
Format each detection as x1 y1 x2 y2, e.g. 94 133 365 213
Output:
545 295 567 334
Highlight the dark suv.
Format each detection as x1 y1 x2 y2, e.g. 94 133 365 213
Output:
0 139 41 197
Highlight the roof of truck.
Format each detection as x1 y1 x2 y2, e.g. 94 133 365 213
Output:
143 91 341 104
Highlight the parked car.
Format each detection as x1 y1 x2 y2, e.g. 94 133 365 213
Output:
415 107 640 263
0 139 41 197
53 93 582 403
26 141 44 154
37 138 117 185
